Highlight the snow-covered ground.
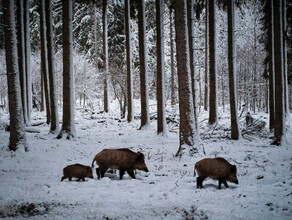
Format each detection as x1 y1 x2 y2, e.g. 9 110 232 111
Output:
0 103 291 220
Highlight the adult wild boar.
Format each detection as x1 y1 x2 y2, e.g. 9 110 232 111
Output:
92 148 149 180
61 163 93 182
194 157 239 189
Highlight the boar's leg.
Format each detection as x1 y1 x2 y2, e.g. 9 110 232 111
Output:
68 177 72 181
196 177 205 189
127 170 136 179
61 176 67 181
218 179 229 189
119 169 125 180
99 167 107 179
95 168 101 179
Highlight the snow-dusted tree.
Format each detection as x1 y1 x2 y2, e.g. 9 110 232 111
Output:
16 0 28 125
204 0 209 111
261 0 275 130
156 0 167 135
169 4 176 106
227 0 241 140
3 0 28 151
208 0 218 125
187 0 199 135
24 0 32 125
125 0 133 122
137 0 150 129
57 0 77 140
46 0 60 133
272 0 285 145
174 0 198 156
40 0 51 124
102 0 109 113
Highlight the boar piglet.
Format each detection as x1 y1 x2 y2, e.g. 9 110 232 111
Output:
194 157 239 189
92 148 149 180
61 163 93 182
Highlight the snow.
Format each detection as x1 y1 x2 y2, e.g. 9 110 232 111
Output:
0 102 291 219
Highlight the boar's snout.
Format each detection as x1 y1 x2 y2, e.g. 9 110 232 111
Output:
234 179 239 184
143 166 149 172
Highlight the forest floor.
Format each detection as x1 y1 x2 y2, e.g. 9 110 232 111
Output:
0 102 291 220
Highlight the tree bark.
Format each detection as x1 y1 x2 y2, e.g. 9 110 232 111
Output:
125 0 133 122
208 0 217 125
170 7 176 106
227 0 241 140
57 0 76 140
16 0 28 125
272 0 285 145
138 0 150 129
40 0 51 125
174 0 197 156
46 0 60 133
24 0 32 125
3 0 28 151
156 0 167 135
103 0 109 113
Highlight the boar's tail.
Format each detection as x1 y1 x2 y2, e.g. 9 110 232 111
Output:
91 158 95 168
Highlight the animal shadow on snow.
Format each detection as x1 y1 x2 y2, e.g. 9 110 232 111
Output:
199 183 238 190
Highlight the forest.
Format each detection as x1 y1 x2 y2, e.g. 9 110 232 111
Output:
0 0 291 219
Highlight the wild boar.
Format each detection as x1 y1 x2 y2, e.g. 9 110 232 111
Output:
194 157 239 189
61 163 93 182
91 148 149 180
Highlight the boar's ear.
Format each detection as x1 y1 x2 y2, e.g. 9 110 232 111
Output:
232 165 237 172
137 152 145 160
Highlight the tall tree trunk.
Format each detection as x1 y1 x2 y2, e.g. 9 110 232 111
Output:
272 0 285 145
156 0 167 135
16 0 28 125
46 0 59 133
125 0 133 122
57 0 76 140
40 0 51 125
138 0 150 129
170 7 176 106
282 0 290 127
187 0 199 135
227 0 241 140
208 0 217 125
3 0 28 151
204 0 209 111
103 0 109 113
267 0 275 131
174 0 198 156
24 0 32 125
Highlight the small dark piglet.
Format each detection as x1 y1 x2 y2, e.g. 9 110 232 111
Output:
194 157 239 189
61 163 93 182
92 148 149 180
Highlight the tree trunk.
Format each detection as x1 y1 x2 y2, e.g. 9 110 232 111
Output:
208 0 217 125
204 0 209 111
40 0 51 125
3 0 28 151
174 0 198 156
272 0 285 145
227 0 241 140
138 0 150 129
103 0 109 113
46 0 60 133
57 0 76 140
170 7 176 106
267 0 275 131
187 0 199 135
125 0 133 122
24 0 32 125
16 0 28 125
156 0 167 135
